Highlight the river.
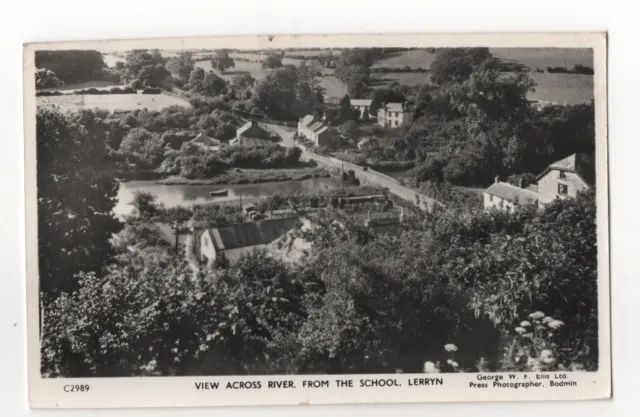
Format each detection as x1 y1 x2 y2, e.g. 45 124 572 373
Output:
114 178 342 217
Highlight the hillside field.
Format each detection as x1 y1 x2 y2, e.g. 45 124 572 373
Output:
36 93 192 112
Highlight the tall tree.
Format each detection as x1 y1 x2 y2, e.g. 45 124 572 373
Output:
430 47 492 85
166 52 195 82
211 51 236 74
124 50 170 88
36 108 122 298
188 67 206 90
261 52 284 69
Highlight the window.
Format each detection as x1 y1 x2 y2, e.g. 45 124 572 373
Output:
489 194 494 202
203 237 208 247
394 112 399 117
395 120 399 127
558 184 568 195
559 170 566 179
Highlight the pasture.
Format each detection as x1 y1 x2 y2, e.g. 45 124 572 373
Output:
36 93 192 112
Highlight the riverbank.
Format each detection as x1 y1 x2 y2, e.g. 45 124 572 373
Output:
156 167 330 185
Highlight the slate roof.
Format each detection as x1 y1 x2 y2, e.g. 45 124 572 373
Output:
207 217 300 251
537 153 595 186
300 115 315 126
485 182 540 205
191 132 221 147
236 120 269 139
382 102 406 112
308 121 324 132
351 99 372 107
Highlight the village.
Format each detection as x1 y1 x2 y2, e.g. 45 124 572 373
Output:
36 46 599 378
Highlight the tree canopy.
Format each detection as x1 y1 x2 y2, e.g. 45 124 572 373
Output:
211 51 236 74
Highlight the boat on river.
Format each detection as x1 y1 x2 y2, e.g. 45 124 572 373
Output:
209 189 229 197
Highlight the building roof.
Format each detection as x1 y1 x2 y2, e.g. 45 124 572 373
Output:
191 132 221 147
537 153 595 186
351 99 372 107
382 102 406 112
231 136 274 147
308 121 324 132
300 114 315 126
485 182 539 205
236 120 269 139
207 217 300 251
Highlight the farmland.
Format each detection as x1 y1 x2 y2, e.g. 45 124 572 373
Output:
369 48 594 104
36 93 192 112
195 52 349 98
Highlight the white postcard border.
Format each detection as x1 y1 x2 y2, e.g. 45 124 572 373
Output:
23 32 610 408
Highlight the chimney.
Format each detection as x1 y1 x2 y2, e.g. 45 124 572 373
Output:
494 175 499 184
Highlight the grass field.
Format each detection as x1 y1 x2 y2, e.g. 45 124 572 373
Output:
196 52 349 98
99 48 592 105
37 93 192 112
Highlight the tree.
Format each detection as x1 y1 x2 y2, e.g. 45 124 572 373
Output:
211 51 235 74
339 120 360 139
131 191 160 219
251 66 298 117
123 50 170 88
231 73 255 91
166 52 195 83
35 50 106 84
188 67 206 90
35 68 64 89
262 52 284 69
200 71 228 96
369 86 406 115
430 48 493 85
36 108 122 297
119 127 164 168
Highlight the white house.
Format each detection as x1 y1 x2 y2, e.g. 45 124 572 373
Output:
483 178 540 211
483 153 594 211
377 102 413 128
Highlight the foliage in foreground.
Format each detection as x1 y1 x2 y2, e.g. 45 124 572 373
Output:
41 190 597 376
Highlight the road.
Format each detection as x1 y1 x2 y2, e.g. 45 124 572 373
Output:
265 123 444 212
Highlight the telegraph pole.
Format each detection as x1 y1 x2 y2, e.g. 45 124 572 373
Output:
171 220 182 256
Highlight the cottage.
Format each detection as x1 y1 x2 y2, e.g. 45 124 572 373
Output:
350 99 373 119
233 120 274 146
297 115 340 147
377 102 413 128
483 152 595 211
484 178 540 211
200 217 300 265
535 153 594 205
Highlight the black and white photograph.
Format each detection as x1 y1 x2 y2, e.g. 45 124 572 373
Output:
24 33 610 407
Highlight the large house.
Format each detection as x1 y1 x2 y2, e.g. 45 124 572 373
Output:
199 217 300 265
297 115 340 147
350 99 373 119
483 153 595 211
377 102 413 128
232 120 276 146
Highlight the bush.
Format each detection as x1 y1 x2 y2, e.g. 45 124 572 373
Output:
506 172 537 188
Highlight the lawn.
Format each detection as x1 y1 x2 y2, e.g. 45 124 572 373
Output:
36 93 192 112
